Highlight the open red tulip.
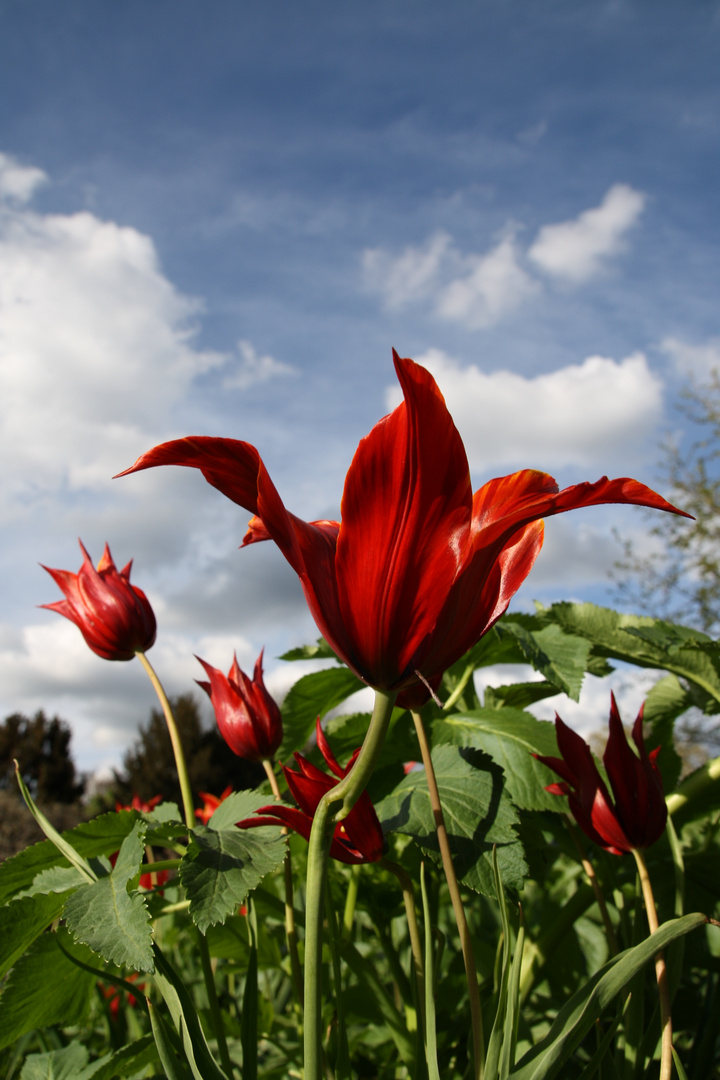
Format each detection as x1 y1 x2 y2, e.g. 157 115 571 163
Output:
535 693 668 854
41 540 156 661
117 351 689 704
196 650 283 762
242 718 384 865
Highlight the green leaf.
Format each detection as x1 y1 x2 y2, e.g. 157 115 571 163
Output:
148 1001 193 1080
430 709 561 812
279 637 338 661
376 744 527 895
63 821 154 972
20 1043 102 1080
180 823 286 933
278 666 364 761
86 1037 158 1080
0 892 70 979
642 674 688 791
0 810 140 904
498 621 591 701
484 681 560 711
0 928 97 1050
206 789 274 831
544 603 720 713
509 912 707 1080
21 865 88 897
153 945 230 1080
14 765 96 883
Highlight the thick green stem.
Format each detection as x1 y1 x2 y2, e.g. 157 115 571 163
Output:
304 689 396 1080
262 758 304 1002
135 650 195 830
632 848 673 1080
412 710 484 1080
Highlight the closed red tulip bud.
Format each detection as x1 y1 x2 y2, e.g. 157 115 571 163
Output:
242 717 384 865
196 650 282 762
119 352 689 707
41 541 156 661
535 693 667 855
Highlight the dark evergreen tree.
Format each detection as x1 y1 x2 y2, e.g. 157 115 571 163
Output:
116 692 264 808
0 711 84 803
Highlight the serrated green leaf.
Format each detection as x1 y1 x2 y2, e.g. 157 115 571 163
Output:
0 810 140 905
21 865 88 897
278 666 364 761
180 824 286 932
0 892 70 979
64 822 154 972
430 709 561 812
509 913 707 1080
0 928 96 1050
545 603 720 713
206 789 275 831
498 622 591 701
483 682 559 711
376 744 527 894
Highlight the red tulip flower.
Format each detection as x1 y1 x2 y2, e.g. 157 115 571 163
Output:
535 694 667 854
41 541 156 661
243 718 384 865
117 352 688 705
195 784 234 824
116 793 163 816
196 650 283 762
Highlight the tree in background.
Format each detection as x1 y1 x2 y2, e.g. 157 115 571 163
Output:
116 692 264 808
613 367 720 636
0 711 84 804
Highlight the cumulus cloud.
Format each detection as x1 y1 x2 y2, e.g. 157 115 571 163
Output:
386 348 663 473
363 184 645 327
661 336 720 378
222 339 297 390
0 152 47 203
435 236 539 329
528 184 646 282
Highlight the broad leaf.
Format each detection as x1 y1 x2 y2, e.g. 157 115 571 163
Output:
180 823 286 932
206 789 277 831
64 822 154 972
20 1043 108 1080
0 891 70 979
430 709 561 812
484 682 559 711
376 744 527 894
498 621 591 701
0 928 96 1050
278 666 364 761
280 637 338 661
642 673 688 791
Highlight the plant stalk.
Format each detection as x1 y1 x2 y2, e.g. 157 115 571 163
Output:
632 847 673 1080
412 710 484 1080
263 757 304 1002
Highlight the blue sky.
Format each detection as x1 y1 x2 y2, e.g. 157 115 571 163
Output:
1 1 719 775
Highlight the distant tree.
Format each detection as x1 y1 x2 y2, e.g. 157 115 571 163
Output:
116 692 264 808
612 367 720 636
0 711 84 803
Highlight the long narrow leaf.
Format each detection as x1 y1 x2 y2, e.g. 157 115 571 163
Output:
153 945 229 1080
148 1001 193 1080
15 763 96 883
420 862 441 1080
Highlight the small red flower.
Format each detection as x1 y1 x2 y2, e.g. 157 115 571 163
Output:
243 718 384 865
535 694 667 855
100 973 144 1021
41 540 156 661
116 793 163 816
195 784 234 824
196 650 283 762
118 352 689 706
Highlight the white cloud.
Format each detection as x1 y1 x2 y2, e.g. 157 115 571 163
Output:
362 230 451 308
222 339 296 390
435 236 539 329
387 348 663 473
528 184 646 282
661 336 720 378
0 152 47 203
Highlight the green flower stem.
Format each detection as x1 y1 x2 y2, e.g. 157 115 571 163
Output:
565 817 619 956
142 858 181 874
135 650 195 830
136 651 231 1074
412 710 484 1080
262 758 304 1002
382 858 426 1032
304 688 397 1080
632 847 673 1080
666 752 720 816
341 864 361 939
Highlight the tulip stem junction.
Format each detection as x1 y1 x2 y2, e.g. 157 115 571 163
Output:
135 650 196 831
263 758 304 1003
304 688 396 1080
632 847 673 1080
412 710 485 1080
